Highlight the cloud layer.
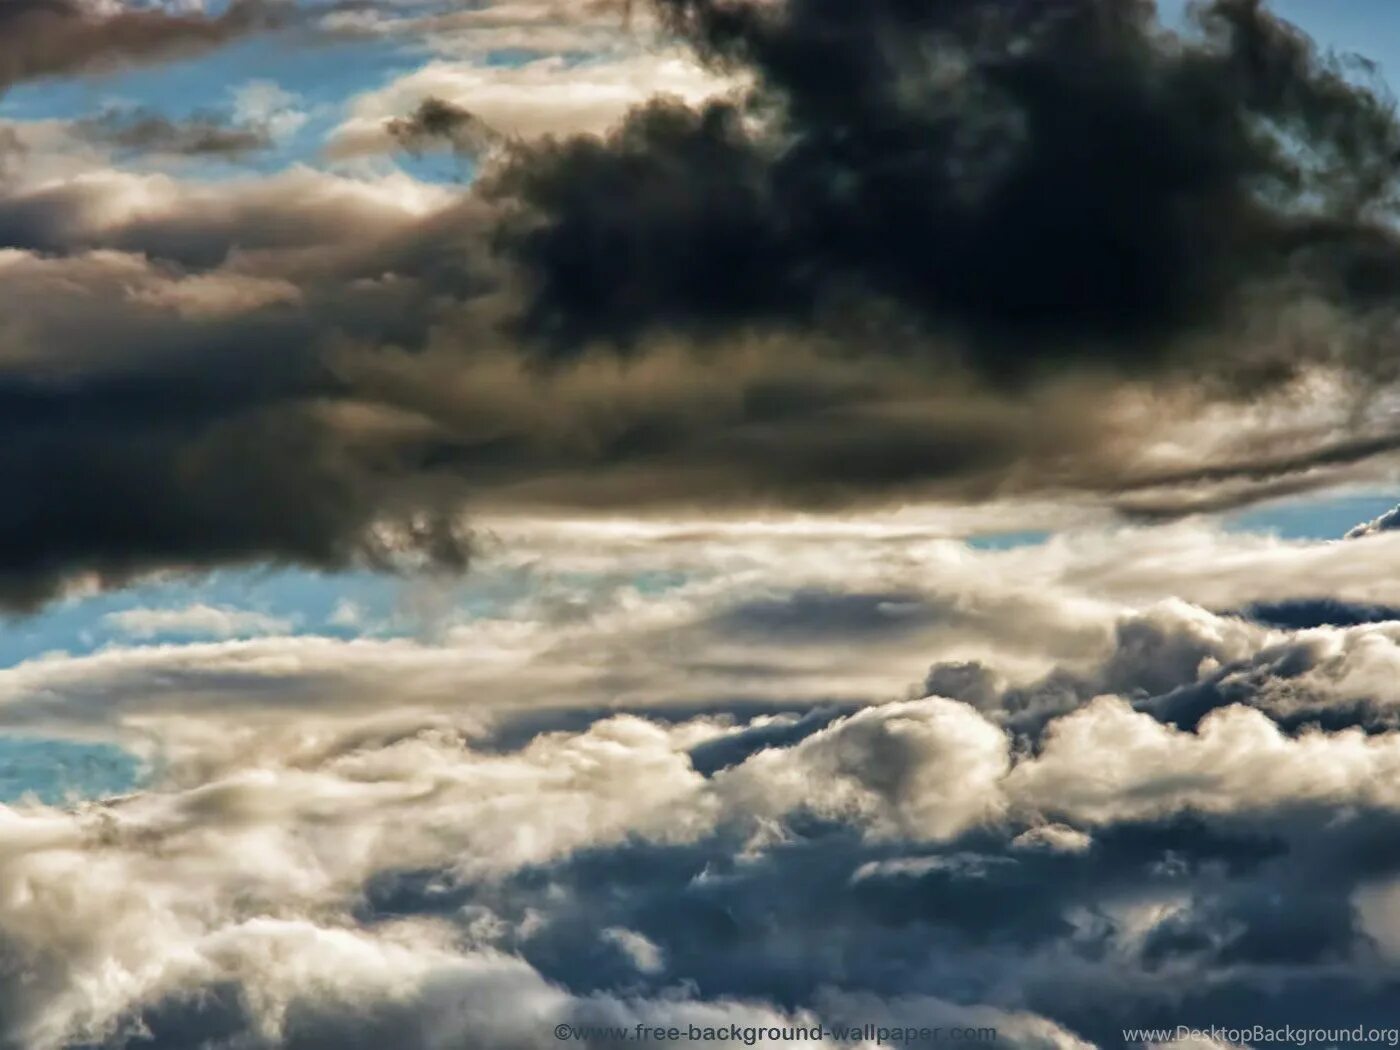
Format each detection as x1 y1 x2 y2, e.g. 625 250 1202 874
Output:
0 0 281 93
6 9 1400 1045
1 1 1400 604
0 516 1397 1047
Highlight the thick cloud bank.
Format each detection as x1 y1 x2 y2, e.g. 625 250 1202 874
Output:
0 0 280 92
2 0 1400 603
0 519 1392 1047
493 0 1400 373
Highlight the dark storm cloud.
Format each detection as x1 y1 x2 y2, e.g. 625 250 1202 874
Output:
0 368 473 610
489 0 1400 380
386 97 501 158
9 0 1400 607
0 187 493 609
0 0 282 92
71 107 274 159
1106 439 1400 522
0 414 464 611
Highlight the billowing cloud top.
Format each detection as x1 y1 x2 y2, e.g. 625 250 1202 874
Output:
2 516 1400 1047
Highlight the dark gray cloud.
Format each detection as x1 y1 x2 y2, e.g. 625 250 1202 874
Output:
0 176 1106 609
708 589 946 641
386 96 501 158
6 0 1400 608
0 184 491 609
0 0 282 92
488 0 1400 383
71 106 274 159
1235 597 1400 629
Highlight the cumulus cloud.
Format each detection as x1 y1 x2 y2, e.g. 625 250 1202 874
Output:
488 0 1400 376
716 698 1012 842
0 515 1399 1045
1006 695 1400 824
0 607 1396 1047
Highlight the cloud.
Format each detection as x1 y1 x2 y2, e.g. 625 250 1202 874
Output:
7 513 1400 740
1004 694 1400 824
5 1 1400 604
70 107 274 159
384 97 502 159
0 124 27 182
304 0 1400 542
487 0 1400 382
599 926 666 974
4 516 1400 1045
323 49 732 159
320 0 671 57
230 79 306 143
1347 503 1400 539
0 0 283 93
0 169 474 610
1233 597 1400 630
2 0 1400 617
716 698 1012 842
1 601 1400 1046
19 4 1400 1047
102 603 295 639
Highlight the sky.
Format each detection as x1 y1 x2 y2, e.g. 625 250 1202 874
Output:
11 0 1400 1048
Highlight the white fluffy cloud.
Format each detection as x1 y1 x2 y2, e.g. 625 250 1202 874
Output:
325 49 735 160
3 509 1400 1045
1005 696 1400 823
716 698 1011 842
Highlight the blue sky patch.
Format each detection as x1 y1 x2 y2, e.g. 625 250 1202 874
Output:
1226 492 1400 541
0 736 143 806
